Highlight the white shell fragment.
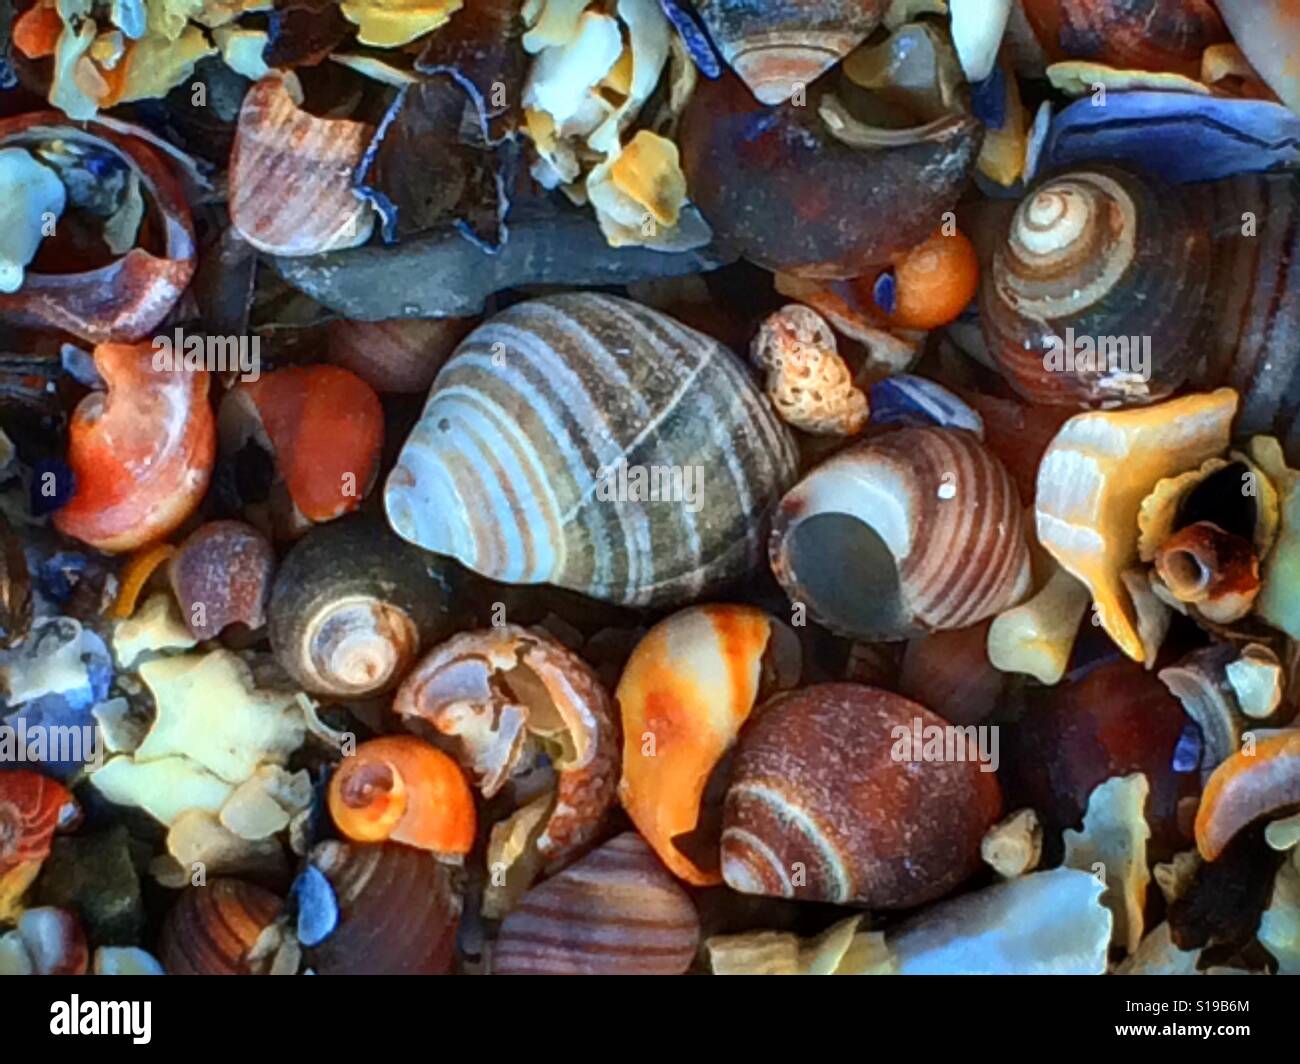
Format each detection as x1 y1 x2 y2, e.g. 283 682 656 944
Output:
949 0 1010 83
1258 851 1300 975
0 148 66 294
1226 644 1285 720
980 808 1042 879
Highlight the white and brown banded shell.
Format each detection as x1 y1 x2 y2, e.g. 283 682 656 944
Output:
695 0 886 105
769 426 1032 641
384 293 799 608
492 832 699 975
230 79 374 257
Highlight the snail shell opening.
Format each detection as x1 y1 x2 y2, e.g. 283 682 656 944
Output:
304 597 419 696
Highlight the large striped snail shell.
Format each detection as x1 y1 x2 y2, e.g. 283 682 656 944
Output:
694 0 887 106
492 832 699 975
769 427 1032 641
980 166 1210 407
384 293 799 608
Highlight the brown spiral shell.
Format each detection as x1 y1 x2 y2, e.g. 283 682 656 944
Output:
492 833 699 975
307 841 462 975
769 427 1032 641
159 878 283 975
721 684 1003 909
980 166 1210 406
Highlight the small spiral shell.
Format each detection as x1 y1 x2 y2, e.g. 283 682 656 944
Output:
770 426 1032 641
980 166 1210 406
384 293 799 607
160 879 282 975
492 833 700 975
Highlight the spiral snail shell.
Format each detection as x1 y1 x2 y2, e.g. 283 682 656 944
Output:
769 427 1032 641
384 293 799 608
268 515 461 698
980 165 1210 407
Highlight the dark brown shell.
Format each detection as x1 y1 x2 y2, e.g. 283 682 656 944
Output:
326 317 474 395
492 833 699 975
720 684 1003 908
0 511 31 649
159 879 283 975
169 520 275 639
306 841 461 975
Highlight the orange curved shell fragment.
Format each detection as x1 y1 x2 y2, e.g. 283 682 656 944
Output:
617 604 780 886
1195 730 1300 861
110 542 177 620
54 343 215 554
239 366 383 523
328 736 476 856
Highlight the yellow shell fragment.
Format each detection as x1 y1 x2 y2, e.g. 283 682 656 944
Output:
1035 390 1238 663
1062 773 1150 956
987 567 1090 685
339 0 463 48
1046 60 1209 97
977 60 1028 187
706 916 897 976
1120 568 1172 669
115 26 216 105
610 130 686 228
1249 437 1300 640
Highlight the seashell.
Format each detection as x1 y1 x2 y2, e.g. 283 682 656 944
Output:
1216 1 1300 114
748 304 868 436
0 511 32 649
229 78 374 257
980 166 1210 406
384 293 799 607
0 114 196 343
867 374 984 438
888 868 1111 974
393 624 618 868
0 771 78 918
898 620 1005 725
721 683 1002 908
220 365 384 536
1122 568 1173 667
1259 850 1300 975
4 907 89 975
1158 645 1248 783
986 566 1091 685
1249 437 1300 639
1153 522 1260 625
854 227 982 332
111 542 177 621
326 316 473 395
616 604 800 885
1042 93 1300 185
304 840 462 975
94 947 165 976
693 0 886 105
1034 390 1238 663
159 878 283 975
1045 59 1207 97
1136 458 1233 563
770 426 1032 641
950 0 1011 83
1195 730 1300 862
492 832 700 975
268 515 461 699
706 915 894 976
1226 644 1285 721
52 343 215 554
341 0 462 48
678 50 981 278
980 808 1043 879
975 62 1030 187
1014 658 1199 857
1021 0 1228 79
169 521 275 640
0 147 65 295
327 735 476 857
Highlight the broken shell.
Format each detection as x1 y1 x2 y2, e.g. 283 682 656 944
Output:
721 684 1002 908
0 771 78 914
53 343 216 553
229 78 374 256
1158 645 1247 782
981 808 1043 879
393 624 618 868
493 832 699 975
1227 645 1285 721
326 317 473 395
9 906 89 975
617 604 800 886
749 304 868 436
268 515 460 699
770 427 1032 641
1154 521 1260 625
170 521 275 640
980 166 1210 406
867 375 984 438
384 293 798 607
693 0 886 105
328 735 476 857
159 878 283 975
1195 730 1300 862
304 840 461 975
111 542 177 621
221 365 384 533
986 566 1091 685
1250 437 1300 639
950 0 1011 83
1034 389 1239 663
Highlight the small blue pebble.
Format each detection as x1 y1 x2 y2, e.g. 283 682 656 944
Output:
971 67 1008 130
294 863 340 948
1172 723 1202 774
873 269 898 317
29 458 76 517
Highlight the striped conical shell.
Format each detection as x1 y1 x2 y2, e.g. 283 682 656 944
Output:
492 832 699 975
384 293 799 607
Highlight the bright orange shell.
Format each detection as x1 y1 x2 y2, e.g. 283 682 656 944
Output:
855 227 980 332
328 736 476 857
239 365 383 523
0 770 76 878
110 542 176 619
12 4 62 60
617 605 779 886
1195 730 1300 861
53 343 215 553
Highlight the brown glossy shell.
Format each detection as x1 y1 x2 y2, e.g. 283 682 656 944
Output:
159 878 283 975
326 317 474 395
769 427 1032 641
980 165 1210 406
308 841 461 975
169 521 275 639
721 684 1003 908
492 832 699 975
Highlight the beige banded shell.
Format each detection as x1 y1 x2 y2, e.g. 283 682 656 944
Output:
384 293 799 607
769 427 1032 641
